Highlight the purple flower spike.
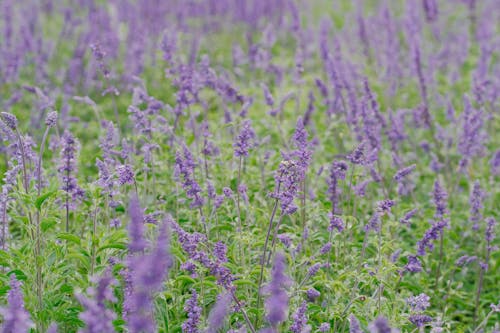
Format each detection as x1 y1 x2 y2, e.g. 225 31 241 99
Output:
207 293 232 333
234 119 256 158
469 181 485 231
409 314 432 327
77 270 117 333
116 164 135 186
45 111 58 128
349 314 362 333
182 290 201 333
407 293 430 311
0 275 32 332
432 180 448 219
368 316 395 333
0 112 18 130
393 164 416 182
58 130 85 208
262 253 291 328
127 195 147 254
290 301 309 333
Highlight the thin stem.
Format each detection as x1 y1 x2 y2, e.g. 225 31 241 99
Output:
472 307 495 333
300 177 306 248
230 290 256 333
377 219 383 314
90 199 98 276
236 156 243 233
434 231 444 290
255 196 280 326
15 130 29 193
266 214 284 266
35 127 50 319
473 248 490 325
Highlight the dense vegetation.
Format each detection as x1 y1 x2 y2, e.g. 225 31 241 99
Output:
0 0 499 332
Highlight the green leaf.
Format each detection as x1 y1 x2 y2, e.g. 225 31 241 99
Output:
41 218 58 232
0 250 10 266
35 190 57 210
57 233 81 245
7 270 27 281
97 243 127 252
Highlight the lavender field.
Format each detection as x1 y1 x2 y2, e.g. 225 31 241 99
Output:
0 0 499 332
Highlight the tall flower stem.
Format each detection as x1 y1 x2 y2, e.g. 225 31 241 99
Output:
35 125 51 329
236 156 243 233
473 244 491 325
377 220 383 314
299 177 307 248
15 130 30 193
230 290 256 333
434 231 444 290
236 156 244 266
90 197 98 277
266 214 284 266
255 192 281 326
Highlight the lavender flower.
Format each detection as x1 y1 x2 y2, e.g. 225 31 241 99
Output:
327 160 348 213
0 275 32 333
417 219 448 256
182 290 201 333
207 293 232 333
306 288 320 302
368 316 395 333
262 253 291 328
469 181 485 230
290 301 308 333
308 263 322 277
432 180 448 218
273 160 301 215
349 315 362 333
348 142 365 165
222 187 233 198
423 0 438 22
407 293 430 311
405 255 422 273
318 322 330 332
175 145 204 208
365 212 381 233
45 111 58 128
0 112 18 131
58 130 85 208
278 234 292 248
261 83 275 107
491 150 500 175
455 255 477 267
320 242 332 255
125 219 171 332
354 180 370 197
128 195 146 253
328 213 344 232
485 217 496 250
393 164 416 182
116 164 135 186
292 117 312 170
409 314 432 327
400 209 418 225
458 96 486 171
377 200 395 215
233 119 256 157
77 270 117 333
